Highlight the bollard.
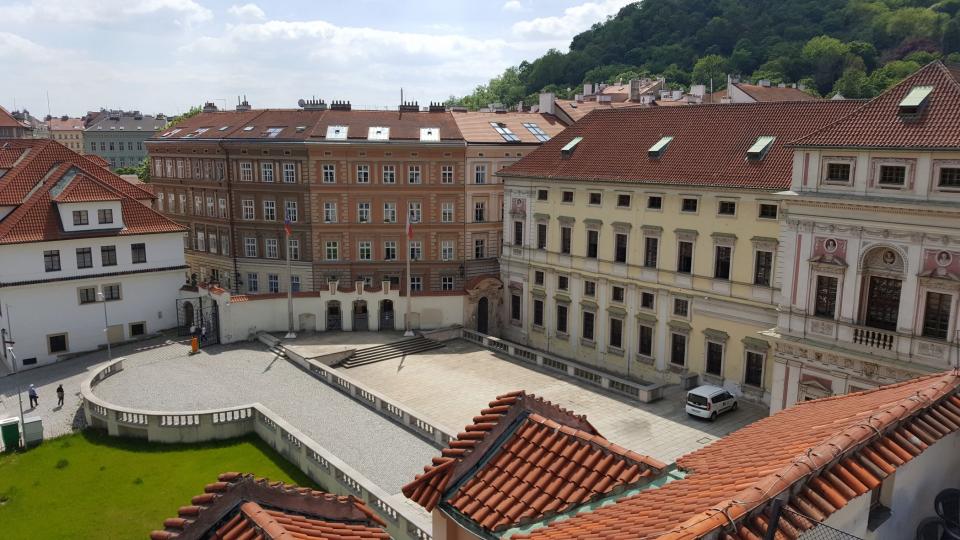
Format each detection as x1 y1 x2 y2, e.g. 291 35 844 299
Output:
190 336 199 355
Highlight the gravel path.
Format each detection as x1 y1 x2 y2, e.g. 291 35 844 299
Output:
91 340 437 495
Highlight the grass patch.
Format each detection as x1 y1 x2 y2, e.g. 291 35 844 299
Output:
0 430 315 539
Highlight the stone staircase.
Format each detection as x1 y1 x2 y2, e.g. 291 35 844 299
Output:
340 337 444 368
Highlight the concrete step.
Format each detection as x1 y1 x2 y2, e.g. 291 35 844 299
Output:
341 337 443 368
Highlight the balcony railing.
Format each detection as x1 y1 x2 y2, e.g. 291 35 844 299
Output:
852 327 896 351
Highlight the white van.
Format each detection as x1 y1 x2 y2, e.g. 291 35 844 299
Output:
685 385 738 420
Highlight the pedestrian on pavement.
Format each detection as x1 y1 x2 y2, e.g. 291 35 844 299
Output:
28 384 38 408
56 384 64 407
201 325 208 343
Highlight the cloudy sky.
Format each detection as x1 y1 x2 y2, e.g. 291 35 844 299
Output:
0 0 631 117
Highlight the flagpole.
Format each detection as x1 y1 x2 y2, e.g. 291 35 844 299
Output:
284 220 296 339
404 211 414 337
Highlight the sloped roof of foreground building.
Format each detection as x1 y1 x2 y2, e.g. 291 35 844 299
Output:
404 372 960 539
149 472 390 539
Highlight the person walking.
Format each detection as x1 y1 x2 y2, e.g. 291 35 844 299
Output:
28 384 38 408
56 384 64 407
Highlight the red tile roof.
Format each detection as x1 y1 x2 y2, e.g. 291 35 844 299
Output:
0 106 23 128
403 391 666 533
84 154 110 168
733 82 819 102
0 138 184 244
793 61 960 149
312 109 464 141
451 111 566 144
150 472 389 540
507 371 960 540
47 117 84 131
554 99 646 122
500 100 863 191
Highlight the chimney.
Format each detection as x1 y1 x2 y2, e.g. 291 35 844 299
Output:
672 90 682 100
330 100 351 111
583 83 593 96
538 92 555 116
778 82 786 88
660 89 671 100
202 101 218 113
597 95 612 103
758 79 771 87
429 101 446 113
575 94 584 103
399 101 420 113
515 101 524 112
629 79 641 101
798 82 806 91
690 84 706 98
298 98 327 111
236 95 252 112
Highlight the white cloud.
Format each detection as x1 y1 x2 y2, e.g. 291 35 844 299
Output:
0 0 212 26
511 0 629 41
502 0 524 12
227 3 265 21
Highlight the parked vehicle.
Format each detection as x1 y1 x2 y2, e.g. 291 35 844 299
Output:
686 385 738 420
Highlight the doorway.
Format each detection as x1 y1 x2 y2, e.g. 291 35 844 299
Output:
379 300 394 331
353 300 368 331
326 301 342 331
477 297 489 334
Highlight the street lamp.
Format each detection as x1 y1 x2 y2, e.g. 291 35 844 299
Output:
97 291 112 360
5 345 25 450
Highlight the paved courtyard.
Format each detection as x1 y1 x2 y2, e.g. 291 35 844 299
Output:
338 339 767 463
90 340 437 497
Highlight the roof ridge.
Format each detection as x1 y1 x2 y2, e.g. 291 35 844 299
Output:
240 501 293 538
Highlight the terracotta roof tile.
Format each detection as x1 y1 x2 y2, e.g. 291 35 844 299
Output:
554 99 646 122
733 83 819 102
509 371 960 540
52 174 123 203
451 111 566 143
500 100 863 191
403 392 665 533
793 61 960 148
0 106 22 128
150 472 389 539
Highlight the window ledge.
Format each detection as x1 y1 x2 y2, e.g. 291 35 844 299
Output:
635 354 654 365
606 346 624 356
531 325 544 334
555 331 569 340
580 338 596 348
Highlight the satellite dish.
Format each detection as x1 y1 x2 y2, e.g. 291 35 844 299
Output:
297 99 306 107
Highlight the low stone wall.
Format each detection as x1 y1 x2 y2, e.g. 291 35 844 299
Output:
261 333 457 448
418 326 464 342
81 358 432 540
462 329 667 403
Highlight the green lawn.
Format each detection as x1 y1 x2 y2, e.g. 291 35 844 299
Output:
0 430 316 539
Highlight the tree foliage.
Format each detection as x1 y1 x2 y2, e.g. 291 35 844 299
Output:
449 0 957 109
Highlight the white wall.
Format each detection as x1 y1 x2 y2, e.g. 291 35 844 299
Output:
57 201 124 233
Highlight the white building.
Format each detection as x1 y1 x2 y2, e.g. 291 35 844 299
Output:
771 61 960 412
0 139 187 370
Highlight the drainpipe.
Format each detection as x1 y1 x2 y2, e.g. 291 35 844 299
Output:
219 140 240 293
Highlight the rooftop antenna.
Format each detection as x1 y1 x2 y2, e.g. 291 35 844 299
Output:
399 88 404 118
46 91 51 120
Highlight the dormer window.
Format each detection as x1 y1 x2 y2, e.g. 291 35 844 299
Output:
264 127 283 138
72 210 88 226
368 127 390 141
419 127 440 142
878 165 906 187
826 163 851 183
326 125 348 139
648 136 673 158
898 86 933 117
97 209 113 224
561 136 583 158
747 136 775 161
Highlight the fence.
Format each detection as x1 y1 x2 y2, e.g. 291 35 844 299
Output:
81 358 432 540
461 329 666 403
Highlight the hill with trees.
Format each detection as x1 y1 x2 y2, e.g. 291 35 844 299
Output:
449 0 960 108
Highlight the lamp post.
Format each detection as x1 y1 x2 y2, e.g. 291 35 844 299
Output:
97 291 112 360
5 346 25 449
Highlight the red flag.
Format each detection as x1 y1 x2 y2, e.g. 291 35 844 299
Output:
406 212 414 240
284 218 292 237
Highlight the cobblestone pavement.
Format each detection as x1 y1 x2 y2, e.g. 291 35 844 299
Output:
91 340 437 495
0 335 177 444
339 340 767 463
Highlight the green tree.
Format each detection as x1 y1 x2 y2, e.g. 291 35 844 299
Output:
691 54 728 86
869 60 923 93
944 17 960 53
832 68 873 98
114 157 151 182
802 35 850 94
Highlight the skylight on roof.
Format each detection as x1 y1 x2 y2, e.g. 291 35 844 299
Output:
648 136 673 158
420 127 440 142
242 126 254 131
561 136 583 158
747 136 775 161
522 122 550 142
264 127 284 138
183 127 210 138
368 126 390 141
218 126 230 131
899 85 933 115
491 122 520 143
296 126 306 133
326 125 348 139
160 128 181 138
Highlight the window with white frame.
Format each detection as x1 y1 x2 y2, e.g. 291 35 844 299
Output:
290 275 301 292
263 200 276 221
288 239 300 261
261 162 274 182
178 194 185 214
215 161 225 181
218 198 226 218
283 162 297 183
176 160 184 178
357 202 371 223
154 158 163 177
242 199 254 220
411 276 423 292
474 201 486 222
285 200 298 222
383 202 397 223
206 196 215 216
220 234 230 256
244 237 257 257
409 201 421 223
247 273 259 293
208 233 218 254
165 159 174 178
382 164 396 184
441 240 454 261
268 274 279 293
325 241 339 260
196 231 205 252
441 276 454 291
356 164 370 184
384 240 397 260
157 192 164 211
407 164 421 184
323 202 337 223
409 240 422 261
265 238 278 259
194 196 203 215
441 165 454 184
474 164 487 184
240 162 253 181
322 163 336 183
359 241 372 261
474 238 485 258
441 202 454 223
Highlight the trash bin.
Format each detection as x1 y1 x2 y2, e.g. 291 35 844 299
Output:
22 417 43 447
0 417 20 451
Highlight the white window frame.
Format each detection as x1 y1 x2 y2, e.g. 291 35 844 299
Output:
441 240 454 261
285 200 298 223
441 165 454 184
441 201 454 223
242 199 255 221
384 240 397 261
474 163 487 184
382 164 396 184
326 241 339 261
244 237 257 257
263 200 276 221
265 238 279 259
282 162 297 183
356 164 370 184
261 162 274 183
359 241 372 261
239 161 253 182
323 202 337 223
384 202 397 223
407 164 422 184
322 163 336 184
